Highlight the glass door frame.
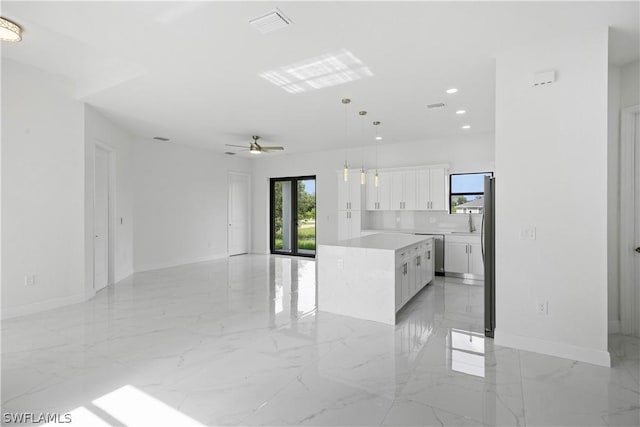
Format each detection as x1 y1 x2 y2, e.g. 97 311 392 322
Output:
269 175 317 258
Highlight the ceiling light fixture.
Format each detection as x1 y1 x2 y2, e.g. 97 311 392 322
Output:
462 125 471 129
359 110 367 185
376 136 382 141
446 88 458 94
456 110 466 115
342 98 351 182
373 121 381 187
0 17 22 42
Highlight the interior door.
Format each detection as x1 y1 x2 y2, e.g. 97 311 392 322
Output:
94 146 109 291
634 113 640 336
228 172 250 256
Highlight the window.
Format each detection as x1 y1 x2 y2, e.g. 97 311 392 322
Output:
449 172 493 214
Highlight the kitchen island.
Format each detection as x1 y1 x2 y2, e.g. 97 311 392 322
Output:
318 233 434 325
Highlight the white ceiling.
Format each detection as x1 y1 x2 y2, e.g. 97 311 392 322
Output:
2 1 639 156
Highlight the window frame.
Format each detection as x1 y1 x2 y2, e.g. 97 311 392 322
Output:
449 171 493 214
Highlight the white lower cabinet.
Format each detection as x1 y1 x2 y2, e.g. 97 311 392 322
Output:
337 210 361 240
395 239 435 310
444 235 484 278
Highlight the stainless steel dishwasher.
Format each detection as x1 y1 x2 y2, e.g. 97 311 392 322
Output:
415 233 444 275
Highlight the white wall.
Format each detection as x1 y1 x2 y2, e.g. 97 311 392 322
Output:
251 132 494 254
1 59 85 318
494 29 610 366
84 105 135 297
132 140 251 271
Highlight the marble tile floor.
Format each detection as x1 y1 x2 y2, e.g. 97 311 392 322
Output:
1 255 638 426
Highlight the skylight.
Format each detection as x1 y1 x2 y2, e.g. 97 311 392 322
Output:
260 49 373 94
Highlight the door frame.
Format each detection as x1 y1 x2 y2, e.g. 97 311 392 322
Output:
227 171 251 256
619 105 639 336
270 175 317 258
93 142 116 290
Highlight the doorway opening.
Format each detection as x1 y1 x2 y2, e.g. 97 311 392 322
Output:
93 144 112 292
270 176 316 257
620 106 639 337
228 172 250 256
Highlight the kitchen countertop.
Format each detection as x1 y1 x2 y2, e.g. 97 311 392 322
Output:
324 233 433 251
361 228 480 236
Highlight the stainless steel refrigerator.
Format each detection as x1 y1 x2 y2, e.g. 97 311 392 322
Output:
483 176 495 338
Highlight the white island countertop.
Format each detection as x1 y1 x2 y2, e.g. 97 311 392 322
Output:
326 233 432 251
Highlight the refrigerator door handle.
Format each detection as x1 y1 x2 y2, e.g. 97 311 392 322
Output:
481 212 485 263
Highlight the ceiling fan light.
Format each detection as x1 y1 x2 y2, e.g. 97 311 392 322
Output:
0 17 22 42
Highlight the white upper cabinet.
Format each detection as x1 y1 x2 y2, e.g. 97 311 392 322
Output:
337 170 362 211
365 171 391 210
390 170 417 210
417 167 447 211
360 165 448 212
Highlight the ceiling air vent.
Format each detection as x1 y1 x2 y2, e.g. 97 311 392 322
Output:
153 136 170 142
427 103 446 110
249 9 293 34
224 151 237 156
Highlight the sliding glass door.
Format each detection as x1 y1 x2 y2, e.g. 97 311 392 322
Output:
270 176 316 257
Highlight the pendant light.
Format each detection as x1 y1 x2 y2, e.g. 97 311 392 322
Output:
358 110 367 185
341 98 351 181
373 121 381 187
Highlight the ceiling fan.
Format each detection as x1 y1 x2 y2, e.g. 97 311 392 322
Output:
225 136 284 154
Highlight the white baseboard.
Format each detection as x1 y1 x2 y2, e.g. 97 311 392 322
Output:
133 253 228 273
114 268 134 284
2 293 86 320
608 320 621 334
495 328 611 367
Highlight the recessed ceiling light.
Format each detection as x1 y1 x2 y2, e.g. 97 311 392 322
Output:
260 49 373 94
462 125 471 129
446 88 458 94
376 136 382 140
456 110 466 115
0 17 22 42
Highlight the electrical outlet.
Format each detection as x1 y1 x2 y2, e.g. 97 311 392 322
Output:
337 259 344 269
429 217 436 224
536 299 548 315
520 226 537 240
24 275 35 286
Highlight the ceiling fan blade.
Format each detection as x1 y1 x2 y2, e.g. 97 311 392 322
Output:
261 146 284 151
225 144 249 148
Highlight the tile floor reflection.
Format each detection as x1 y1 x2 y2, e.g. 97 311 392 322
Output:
1 255 638 426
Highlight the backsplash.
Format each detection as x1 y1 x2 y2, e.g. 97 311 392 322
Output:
363 210 483 233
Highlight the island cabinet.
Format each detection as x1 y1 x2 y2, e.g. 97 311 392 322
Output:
395 239 434 310
318 234 434 325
